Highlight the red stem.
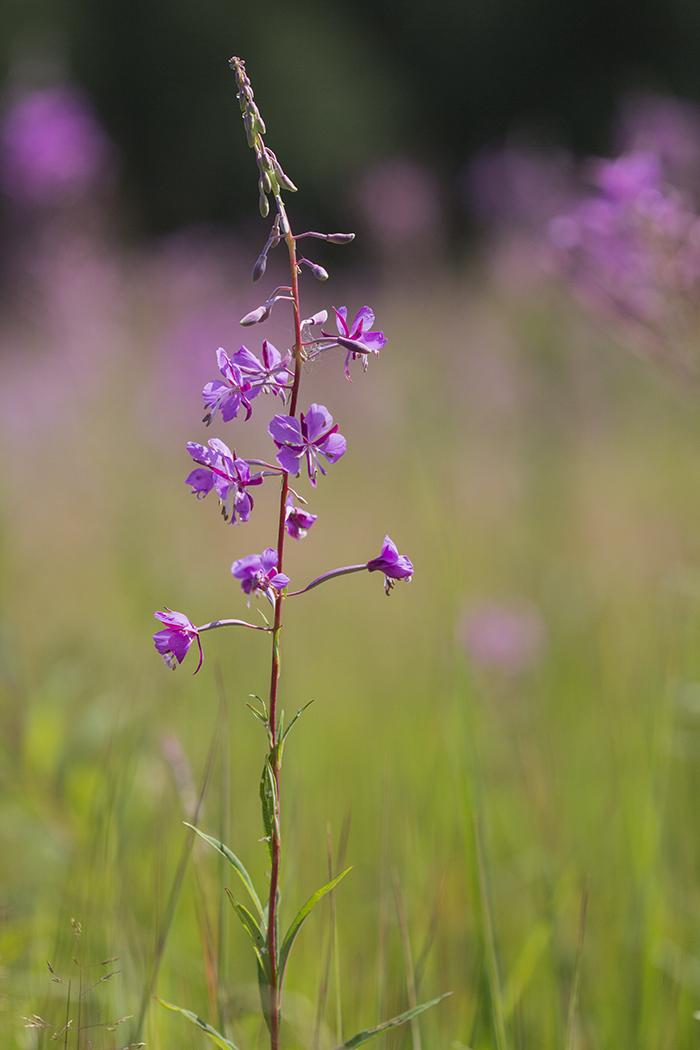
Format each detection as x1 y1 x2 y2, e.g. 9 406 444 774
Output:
267 208 303 1050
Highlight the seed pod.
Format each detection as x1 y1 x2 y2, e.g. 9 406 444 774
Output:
259 194 269 218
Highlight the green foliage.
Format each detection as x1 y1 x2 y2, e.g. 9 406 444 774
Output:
330 993 453 1050
186 823 265 924
157 999 241 1050
278 868 352 984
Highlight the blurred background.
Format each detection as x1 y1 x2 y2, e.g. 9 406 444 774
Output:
6 2 700 1049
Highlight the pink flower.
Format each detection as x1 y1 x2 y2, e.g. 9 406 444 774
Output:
154 609 203 672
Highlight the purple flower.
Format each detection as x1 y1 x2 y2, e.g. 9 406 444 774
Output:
186 438 263 523
323 307 387 380
230 340 292 399
284 493 317 540
367 536 414 594
0 86 113 206
154 609 203 672
202 348 255 424
231 548 290 605
268 404 346 486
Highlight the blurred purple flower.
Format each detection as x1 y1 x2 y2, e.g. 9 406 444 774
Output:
367 535 413 594
154 608 203 672
467 145 579 230
231 548 290 605
186 437 263 523
202 348 255 424
284 494 317 540
458 600 546 675
548 144 700 364
0 86 113 206
615 93 700 193
355 159 445 266
323 306 387 381
269 404 346 486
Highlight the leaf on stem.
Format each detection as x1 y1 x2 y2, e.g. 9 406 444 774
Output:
157 999 240 1050
226 892 270 978
184 824 265 925
259 758 278 865
328 993 453 1050
278 868 352 984
281 700 315 743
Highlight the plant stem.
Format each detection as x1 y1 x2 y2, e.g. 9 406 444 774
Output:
266 204 304 1050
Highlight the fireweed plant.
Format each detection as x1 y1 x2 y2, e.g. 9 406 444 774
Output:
152 57 448 1050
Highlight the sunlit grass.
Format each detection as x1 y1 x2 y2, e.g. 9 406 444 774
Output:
4 257 700 1048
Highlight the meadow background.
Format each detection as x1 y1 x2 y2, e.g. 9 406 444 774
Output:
4 3 700 1049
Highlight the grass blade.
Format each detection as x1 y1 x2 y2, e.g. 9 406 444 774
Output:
330 993 452 1050
473 814 509 1050
184 823 265 925
278 868 352 984
157 998 241 1050
565 879 589 1050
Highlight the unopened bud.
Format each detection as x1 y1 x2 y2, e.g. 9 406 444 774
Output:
277 170 298 193
310 262 329 281
246 127 257 148
326 232 355 244
259 194 269 218
259 172 272 195
278 212 290 235
252 254 267 283
259 150 273 173
240 305 270 325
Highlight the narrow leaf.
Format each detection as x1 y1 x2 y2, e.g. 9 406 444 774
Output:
226 891 270 977
259 759 278 864
184 824 265 925
257 959 272 1035
330 993 452 1050
282 700 315 742
157 999 240 1050
278 868 352 983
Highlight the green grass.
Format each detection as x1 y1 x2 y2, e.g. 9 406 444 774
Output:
3 261 700 1049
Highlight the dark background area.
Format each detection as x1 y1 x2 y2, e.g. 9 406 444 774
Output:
0 0 697 237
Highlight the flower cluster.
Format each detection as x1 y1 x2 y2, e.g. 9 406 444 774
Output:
153 58 413 674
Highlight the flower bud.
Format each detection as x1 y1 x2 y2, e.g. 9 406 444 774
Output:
277 170 298 193
300 258 329 281
259 172 272 195
252 254 267 283
278 212 290 234
326 232 355 244
259 194 269 218
240 305 270 326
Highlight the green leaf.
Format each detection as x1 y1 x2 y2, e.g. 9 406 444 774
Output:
259 758 278 864
157 999 240 1050
257 958 272 1035
282 700 314 743
330 993 452 1050
226 891 269 978
278 868 352 983
184 823 265 925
